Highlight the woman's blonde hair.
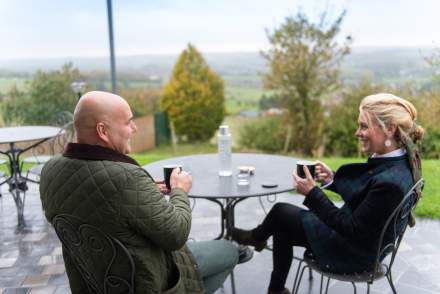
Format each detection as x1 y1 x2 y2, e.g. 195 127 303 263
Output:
359 93 424 145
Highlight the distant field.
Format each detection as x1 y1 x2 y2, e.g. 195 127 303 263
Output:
226 86 263 101
0 78 28 93
221 74 263 88
224 85 270 114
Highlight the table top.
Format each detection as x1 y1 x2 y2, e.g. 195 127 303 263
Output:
0 126 63 144
143 153 299 199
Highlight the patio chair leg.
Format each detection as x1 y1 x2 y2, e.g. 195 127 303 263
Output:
324 277 330 294
351 282 357 294
230 270 236 294
319 274 324 294
293 264 309 294
308 267 313 280
292 259 304 292
386 272 397 294
367 282 371 294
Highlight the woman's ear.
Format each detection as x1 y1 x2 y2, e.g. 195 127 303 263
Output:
387 124 397 138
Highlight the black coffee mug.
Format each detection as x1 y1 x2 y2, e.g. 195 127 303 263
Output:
163 165 182 189
296 160 316 179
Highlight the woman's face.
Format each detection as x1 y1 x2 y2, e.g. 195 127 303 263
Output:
355 111 389 155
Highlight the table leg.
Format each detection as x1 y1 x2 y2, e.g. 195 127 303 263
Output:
204 198 226 240
225 197 248 239
7 143 27 228
9 177 26 228
225 197 254 294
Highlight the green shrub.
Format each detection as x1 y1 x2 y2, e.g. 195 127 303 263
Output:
238 116 286 152
420 127 440 159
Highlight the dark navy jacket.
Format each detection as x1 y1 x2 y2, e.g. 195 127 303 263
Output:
300 155 413 273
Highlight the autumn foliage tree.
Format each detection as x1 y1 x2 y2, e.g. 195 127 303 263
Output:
262 11 351 155
161 44 225 142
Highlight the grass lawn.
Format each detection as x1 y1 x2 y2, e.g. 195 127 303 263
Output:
130 144 440 220
310 157 440 219
4 143 436 219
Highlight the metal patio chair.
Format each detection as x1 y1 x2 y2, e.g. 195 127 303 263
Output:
22 111 74 169
292 178 424 294
24 115 75 183
52 214 135 294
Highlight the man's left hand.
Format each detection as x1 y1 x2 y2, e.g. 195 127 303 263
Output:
293 165 316 196
155 181 170 194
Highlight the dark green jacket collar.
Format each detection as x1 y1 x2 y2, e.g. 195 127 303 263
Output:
63 143 140 167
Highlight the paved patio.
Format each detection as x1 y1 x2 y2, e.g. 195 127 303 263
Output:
1 182 440 294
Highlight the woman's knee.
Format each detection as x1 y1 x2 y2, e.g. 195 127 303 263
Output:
269 202 293 218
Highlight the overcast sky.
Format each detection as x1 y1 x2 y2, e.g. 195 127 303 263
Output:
1 0 439 59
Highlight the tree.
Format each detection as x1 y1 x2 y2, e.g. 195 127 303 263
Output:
1 63 83 125
1 85 26 125
262 11 351 155
161 44 225 142
118 88 161 118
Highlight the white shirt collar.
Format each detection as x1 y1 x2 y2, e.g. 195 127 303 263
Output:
371 148 406 158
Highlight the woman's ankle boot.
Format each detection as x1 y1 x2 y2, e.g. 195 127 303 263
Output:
267 288 291 294
231 227 267 252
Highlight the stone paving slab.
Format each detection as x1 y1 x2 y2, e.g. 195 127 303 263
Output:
1 183 440 293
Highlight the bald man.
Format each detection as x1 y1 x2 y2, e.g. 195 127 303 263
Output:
39 91 238 294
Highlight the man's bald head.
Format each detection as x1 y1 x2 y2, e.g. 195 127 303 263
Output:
74 91 137 153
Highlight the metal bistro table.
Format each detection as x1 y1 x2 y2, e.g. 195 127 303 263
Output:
0 126 63 228
143 153 298 240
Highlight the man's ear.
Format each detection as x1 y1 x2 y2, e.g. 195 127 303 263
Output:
96 122 110 143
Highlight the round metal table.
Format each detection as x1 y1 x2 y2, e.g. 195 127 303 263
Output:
144 153 300 294
143 153 299 239
0 126 63 228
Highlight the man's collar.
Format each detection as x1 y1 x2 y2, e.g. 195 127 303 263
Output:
63 143 140 166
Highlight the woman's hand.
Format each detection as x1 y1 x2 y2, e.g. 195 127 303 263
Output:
293 165 316 196
315 161 334 185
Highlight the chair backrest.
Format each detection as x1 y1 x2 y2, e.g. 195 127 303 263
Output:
371 178 424 281
49 111 75 154
49 120 75 154
52 214 135 294
26 111 75 160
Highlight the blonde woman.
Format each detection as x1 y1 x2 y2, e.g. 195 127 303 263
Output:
232 93 424 294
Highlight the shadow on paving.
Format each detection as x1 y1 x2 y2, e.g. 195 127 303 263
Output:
1 183 440 294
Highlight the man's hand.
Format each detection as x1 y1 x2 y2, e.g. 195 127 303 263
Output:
293 165 316 196
315 161 334 185
170 168 192 193
155 180 169 194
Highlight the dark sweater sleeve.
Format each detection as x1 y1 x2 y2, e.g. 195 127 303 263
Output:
303 183 401 239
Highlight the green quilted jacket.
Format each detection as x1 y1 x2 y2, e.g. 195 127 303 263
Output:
39 143 205 294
